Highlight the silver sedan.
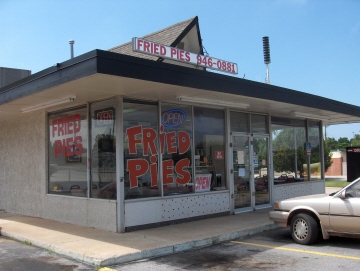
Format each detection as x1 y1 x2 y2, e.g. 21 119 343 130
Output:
269 177 360 245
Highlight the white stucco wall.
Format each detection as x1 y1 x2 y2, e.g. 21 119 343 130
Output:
272 180 325 203
0 111 117 232
125 191 230 227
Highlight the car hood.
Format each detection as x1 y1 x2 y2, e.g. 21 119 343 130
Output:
278 193 333 213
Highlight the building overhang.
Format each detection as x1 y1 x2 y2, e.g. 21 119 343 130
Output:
1 49 360 125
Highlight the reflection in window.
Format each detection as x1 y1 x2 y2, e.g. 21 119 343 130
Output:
251 114 268 134
194 107 226 191
161 103 193 196
48 106 88 196
90 99 116 199
308 121 322 180
123 101 160 199
271 117 306 183
230 112 249 133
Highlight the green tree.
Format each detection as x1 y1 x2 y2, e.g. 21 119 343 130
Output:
338 137 350 148
350 134 360 147
324 137 338 150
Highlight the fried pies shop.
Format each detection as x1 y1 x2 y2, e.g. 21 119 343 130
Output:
2 35 360 234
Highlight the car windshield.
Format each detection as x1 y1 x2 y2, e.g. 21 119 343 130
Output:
328 178 360 197
344 179 360 197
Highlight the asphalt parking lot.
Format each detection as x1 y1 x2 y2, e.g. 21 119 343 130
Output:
2 226 359 271
0 236 94 271
112 227 360 271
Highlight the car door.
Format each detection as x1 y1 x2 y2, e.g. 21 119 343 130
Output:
329 180 360 233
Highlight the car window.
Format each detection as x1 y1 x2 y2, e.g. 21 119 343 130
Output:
346 181 360 198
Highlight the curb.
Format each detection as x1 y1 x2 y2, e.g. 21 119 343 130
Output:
1 223 277 267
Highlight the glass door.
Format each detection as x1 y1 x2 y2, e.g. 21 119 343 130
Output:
232 134 270 211
253 136 270 208
232 135 252 210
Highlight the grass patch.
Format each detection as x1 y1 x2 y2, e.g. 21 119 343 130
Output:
22 240 32 246
46 248 55 254
325 180 349 188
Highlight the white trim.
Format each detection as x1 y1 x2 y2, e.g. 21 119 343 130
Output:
177 96 249 109
22 96 76 113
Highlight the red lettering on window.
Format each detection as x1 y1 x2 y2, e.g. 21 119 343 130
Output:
177 131 190 154
58 118 64 136
73 136 83 156
73 114 81 133
175 158 190 185
162 159 174 184
52 119 57 138
67 115 74 134
52 114 81 137
65 137 74 156
126 126 142 154
127 159 149 188
166 131 177 154
150 155 158 187
123 124 195 188
54 140 62 158
143 128 157 156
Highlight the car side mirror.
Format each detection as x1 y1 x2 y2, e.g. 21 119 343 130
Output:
338 190 347 199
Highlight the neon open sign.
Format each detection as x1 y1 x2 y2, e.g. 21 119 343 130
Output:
161 109 186 127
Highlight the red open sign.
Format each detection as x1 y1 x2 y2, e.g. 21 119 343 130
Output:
195 174 211 192
95 107 114 126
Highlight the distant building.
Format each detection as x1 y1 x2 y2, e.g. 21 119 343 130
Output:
326 149 347 177
0 67 31 88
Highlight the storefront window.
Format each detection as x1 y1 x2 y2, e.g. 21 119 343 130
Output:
161 103 193 195
194 107 226 191
123 101 160 199
251 114 268 134
90 99 116 199
230 112 249 133
308 121 322 180
48 106 88 196
272 117 306 183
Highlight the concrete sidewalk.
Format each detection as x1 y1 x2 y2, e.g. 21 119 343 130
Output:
0 208 275 267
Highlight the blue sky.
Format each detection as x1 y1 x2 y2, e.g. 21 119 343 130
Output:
1 0 359 139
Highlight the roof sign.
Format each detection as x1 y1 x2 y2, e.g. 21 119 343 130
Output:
132 37 238 75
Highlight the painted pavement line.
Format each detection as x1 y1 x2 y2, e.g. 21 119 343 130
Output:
99 268 117 271
231 241 360 261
